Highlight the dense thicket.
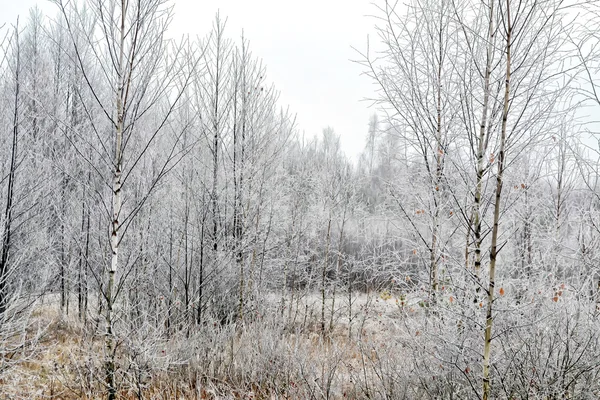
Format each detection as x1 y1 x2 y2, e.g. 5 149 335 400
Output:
1 0 600 399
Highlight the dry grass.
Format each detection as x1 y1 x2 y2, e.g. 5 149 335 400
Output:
2 290 598 399
0 293 418 399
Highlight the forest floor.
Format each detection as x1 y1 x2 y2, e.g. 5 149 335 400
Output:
0 291 431 399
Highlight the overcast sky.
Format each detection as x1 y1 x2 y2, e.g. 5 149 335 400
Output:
2 0 381 160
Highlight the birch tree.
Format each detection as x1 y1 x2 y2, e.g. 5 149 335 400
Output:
469 0 585 397
53 0 191 397
358 0 460 303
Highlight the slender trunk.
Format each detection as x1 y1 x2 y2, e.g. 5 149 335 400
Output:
76 99 89 322
237 243 244 323
78 191 88 321
522 188 532 278
282 237 292 317
321 217 332 334
330 209 347 331
105 3 126 398
211 40 221 256
464 210 473 270
184 191 190 324
83 170 91 321
482 3 511 398
233 60 246 323
61 176 67 313
473 0 496 292
429 208 440 304
0 24 20 317
95 218 104 332
30 25 39 141
167 217 173 334
347 266 353 339
430 20 445 303
554 138 565 276
288 227 302 325
60 76 69 315
197 204 206 325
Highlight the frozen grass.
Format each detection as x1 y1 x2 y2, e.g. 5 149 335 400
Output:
1 289 599 399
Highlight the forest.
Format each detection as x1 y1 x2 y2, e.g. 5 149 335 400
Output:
1 0 600 398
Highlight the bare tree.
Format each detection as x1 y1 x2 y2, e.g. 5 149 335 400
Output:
53 0 192 397
0 23 21 319
357 0 460 303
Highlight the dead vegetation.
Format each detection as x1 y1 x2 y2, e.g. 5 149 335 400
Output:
2 289 599 399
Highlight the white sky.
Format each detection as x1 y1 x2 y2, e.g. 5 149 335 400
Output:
1 0 381 160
